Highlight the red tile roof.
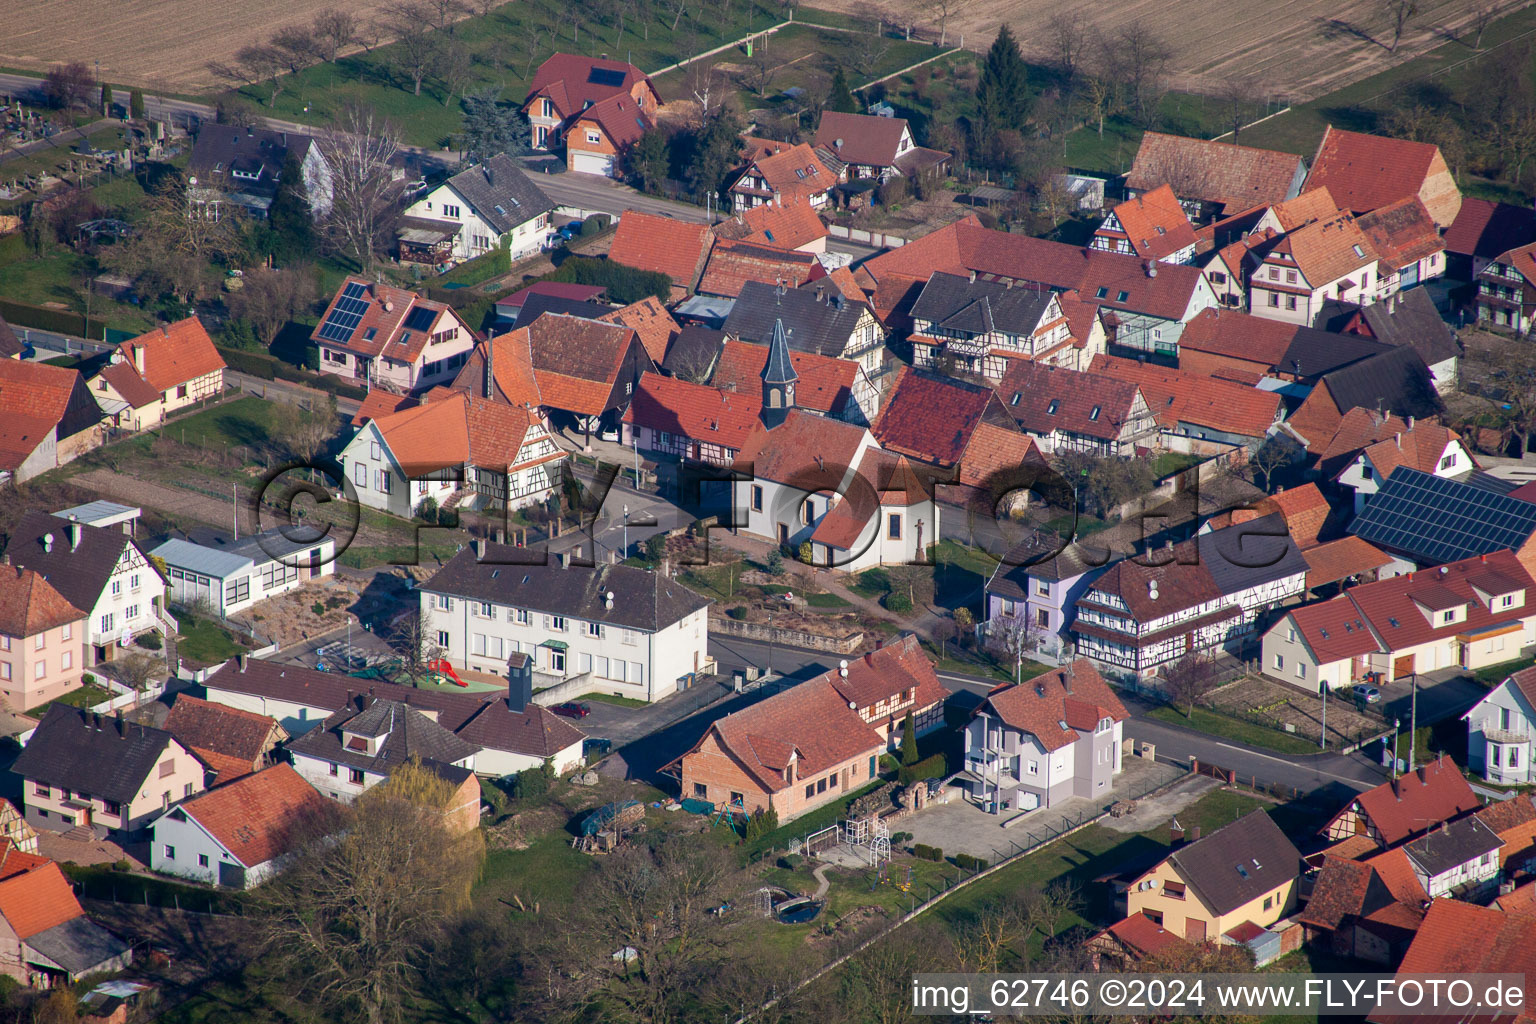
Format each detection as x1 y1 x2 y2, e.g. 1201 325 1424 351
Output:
1098 912 1191 961
1089 354 1280 438
729 200 827 250
1099 184 1197 261
608 211 714 292
526 313 643 416
1352 422 1469 482
698 240 823 298
1359 196 1443 272
1267 209 1378 286
311 276 464 365
0 847 84 939
623 372 762 452
96 359 162 409
1297 855 1377 929
711 339 855 415
164 695 280 777
175 763 333 869
599 296 679 364
574 92 652 149
813 111 911 169
1315 407 1412 462
1177 307 1297 368
116 317 225 393
1339 754 1480 847
734 407 869 487
1254 483 1331 549
979 660 1126 752
1126 131 1307 212
1301 536 1392 591
0 359 81 428
369 389 548 477
1369 899 1536 1024
1307 126 1443 217
955 422 1045 491
810 448 934 549
1443 198 1536 261
994 361 1143 444
1285 591 1381 663
453 331 543 409
735 142 835 205
0 565 85 638
350 390 420 427
873 366 1012 467
525 53 652 120
1347 550 1536 654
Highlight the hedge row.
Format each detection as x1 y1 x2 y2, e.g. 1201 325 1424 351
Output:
216 346 368 402
545 256 670 305
913 843 943 862
0 297 109 341
897 753 948 786
954 853 989 871
431 245 511 289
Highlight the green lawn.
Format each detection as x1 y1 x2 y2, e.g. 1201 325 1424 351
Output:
1152 451 1203 480
804 591 851 608
25 681 115 718
577 691 650 708
1146 704 1324 755
176 617 251 666
213 0 788 148
1473 655 1536 685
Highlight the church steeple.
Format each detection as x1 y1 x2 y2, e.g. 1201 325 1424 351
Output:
760 318 798 428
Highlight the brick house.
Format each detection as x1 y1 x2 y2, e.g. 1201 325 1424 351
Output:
670 635 946 821
564 92 653 177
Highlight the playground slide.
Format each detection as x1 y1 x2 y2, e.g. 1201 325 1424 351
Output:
427 658 468 687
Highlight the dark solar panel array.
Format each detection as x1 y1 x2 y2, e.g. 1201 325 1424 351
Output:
1348 467 1536 564
403 305 436 332
587 67 627 87
317 281 369 343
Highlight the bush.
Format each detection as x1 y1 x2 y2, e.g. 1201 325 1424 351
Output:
883 591 913 614
432 245 511 288
726 606 748 620
797 540 813 564
954 853 989 872
545 255 670 304
417 495 440 525
898 753 948 786
510 762 552 800
110 859 132 873
913 843 943 862
218 346 277 380
311 602 326 617
578 217 603 237
82 673 96 686
764 548 784 576
135 632 162 651
644 533 667 562
778 853 803 871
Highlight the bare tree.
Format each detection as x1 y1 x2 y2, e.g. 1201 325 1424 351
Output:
42 62 95 111
210 44 288 106
920 0 974 47
228 265 320 346
1109 21 1172 125
271 25 322 75
661 0 689 32
1247 433 1299 492
424 0 470 33
521 26 548 80
111 652 164 704
437 41 476 106
269 397 338 473
388 607 445 681
1083 73 1119 137
381 1 442 95
986 612 1038 684
316 104 403 269
688 62 726 125
1218 73 1258 141
1384 0 1421 52
743 43 780 98
950 896 1030 974
1161 650 1221 716
850 30 892 79
1470 0 1501 48
254 759 482 1024
1046 12 1089 95
312 9 360 60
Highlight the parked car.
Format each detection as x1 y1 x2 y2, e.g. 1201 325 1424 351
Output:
598 426 619 442
1352 684 1382 704
556 222 582 241
552 701 591 719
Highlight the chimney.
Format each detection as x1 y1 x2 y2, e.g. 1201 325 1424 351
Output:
1392 777 1401 800
485 164 494 187
473 538 486 559
1191 826 1201 841
1145 260 1158 278
1441 820 1449 835
507 652 533 713
485 334 495 400
1170 821 1185 845
132 344 144 375
875 636 884 650
67 515 80 552
816 284 825 303
1395 432 1401 449
237 653 248 672
1062 667 1073 694
968 270 977 283
1416 765 1427 783
1407 415 1415 431
383 300 394 313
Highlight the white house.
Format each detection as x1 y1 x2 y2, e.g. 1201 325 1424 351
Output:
1335 420 1475 515
149 763 331 889
1464 667 1536 784
285 697 480 803
963 660 1127 814
339 389 565 519
1401 816 1504 899
311 277 478 393
399 155 557 265
419 542 714 703
151 529 335 618
1263 549 1536 694
8 509 169 665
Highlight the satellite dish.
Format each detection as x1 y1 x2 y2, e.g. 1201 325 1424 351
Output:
847 700 857 709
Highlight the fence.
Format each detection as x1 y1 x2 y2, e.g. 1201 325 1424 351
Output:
826 224 910 249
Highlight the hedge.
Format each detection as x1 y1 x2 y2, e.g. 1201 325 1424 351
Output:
883 591 913 614
897 753 948 786
0 297 109 340
913 843 943 862
954 853 988 871
216 346 367 401
432 245 511 288
545 256 670 305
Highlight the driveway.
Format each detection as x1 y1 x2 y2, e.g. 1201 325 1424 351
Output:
574 679 733 749
1375 670 1488 730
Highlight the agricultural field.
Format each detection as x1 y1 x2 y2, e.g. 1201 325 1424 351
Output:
0 0 408 93
815 0 1536 102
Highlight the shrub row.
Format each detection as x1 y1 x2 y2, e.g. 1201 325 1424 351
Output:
0 296 108 340
954 853 989 872
216 346 367 402
913 843 943 862
897 753 948 786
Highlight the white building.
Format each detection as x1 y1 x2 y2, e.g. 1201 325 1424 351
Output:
8 509 169 665
150 764 332 888
151 529 335 618
399 155 556 265
339 389 565 520
1334 420 1474 515
285 697 479 803
1402 816 1504 899
1464 667 1536 784
419 543 713 703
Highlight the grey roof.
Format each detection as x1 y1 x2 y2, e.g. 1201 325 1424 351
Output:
456 701 587 759
1319 345 1441 422
1165 810 1303 917
1195 511 1311 596
761 319 798 385
5 510 140 614
661 325 727 377
1349 467 1536 564
443 154 556 234
12 706 178 804
421 543 712 631
25 917 130 977
1279 326 1393 379
511 294 610 329
909 271 1055 337
673 294 736 327
189 123 315 204
1402 816 1503 878
1357 289 1461 367
50 500 139 527
285 697 480 774
723 281 864 357
149 538 253 579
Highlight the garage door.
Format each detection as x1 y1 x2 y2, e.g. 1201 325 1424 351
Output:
1393 654 1415 679
570 151 615 176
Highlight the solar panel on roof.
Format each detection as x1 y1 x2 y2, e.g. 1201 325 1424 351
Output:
403 306 436 332
587 67 627 87
1350 467 1536 563
318 284 370 342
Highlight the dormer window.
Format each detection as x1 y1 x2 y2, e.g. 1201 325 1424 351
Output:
1047 400 1059 415
1089 406 1101 421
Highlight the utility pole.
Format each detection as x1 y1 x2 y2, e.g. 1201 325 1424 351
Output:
1409 672 1418 770
1391 718 1401 779
232 483 238 540
1320 681 1327 750
622 504 629 559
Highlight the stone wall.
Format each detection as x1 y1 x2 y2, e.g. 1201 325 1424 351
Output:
709 616 863 654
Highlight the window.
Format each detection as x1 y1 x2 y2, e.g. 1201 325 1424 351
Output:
1352 244 1365 258
1263 895 1274 911
1440 454 1456 470
371 440 381 460
33 784 48 798
0 663 9 681
515 608 531 625
541 98 552 118
349 768 366 785
111 580 121 597
1285 295 1297 310
694 783 708 798
478 601 493 618
730 791 744 805
329 763 339 777
1116 291 1129 302
1268 293 1279 307
1285 269 1297 284
550 650 566 672
184 782 195 797
437 630 449 647
32 660 43 681
199 854 210 868
1036 580 1049 597
376 469 391 494
1211 271 1227 284
585 130 602 144
551 615 567 631
354 463 367 487
1296 662 1307 679
816 778 827 793
436 594 452 611
1089 405 1101 421
1442 611 1455 624
805 783 814 798
103 800 119 815
751 485 763 512
1164 881 1186 900
162 792 170 811
586 621 603 638
177 383 189 399
61 650 71 671
1036 608 1049 628
163 845 175 860
159 759 175 779
887 514 901 540
0 637 7 652
1273 654 1284 670
443 204 461 218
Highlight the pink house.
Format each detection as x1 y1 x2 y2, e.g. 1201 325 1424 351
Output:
0 564 86 713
